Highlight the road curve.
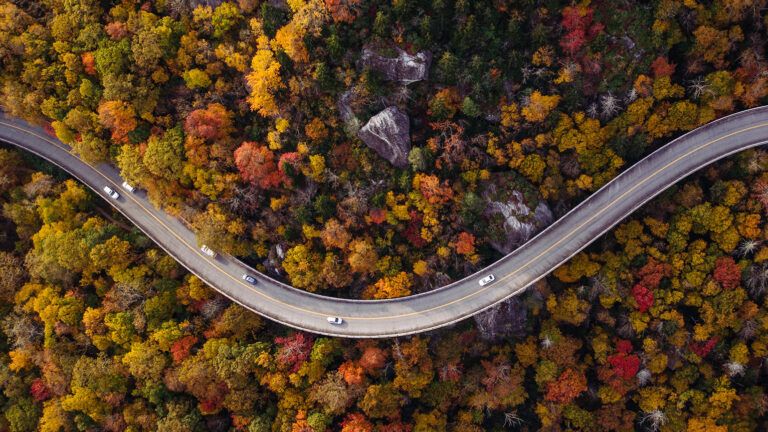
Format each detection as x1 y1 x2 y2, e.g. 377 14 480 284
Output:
1 107 767 338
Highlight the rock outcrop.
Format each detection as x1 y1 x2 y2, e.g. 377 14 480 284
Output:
358 106 411 168
359 48 431 84
481 179 553 255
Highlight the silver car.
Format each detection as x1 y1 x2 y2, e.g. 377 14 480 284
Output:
326 316 343 325
200 245 217 258
478 274 495 286
103 186 119 200
121 181 136 192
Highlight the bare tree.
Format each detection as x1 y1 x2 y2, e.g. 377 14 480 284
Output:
687 77 712 100
520 65 535 83
636 369 652 386
600 92 621 119
724 361 746 377
586 103 599 118
737 239 761 257
2 313 42 348
625 88 638 103
739 319 758 341
745 263 768 297
503 411 525 428
639 410 668 432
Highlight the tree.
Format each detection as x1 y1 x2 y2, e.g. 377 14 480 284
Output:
363 272 412 299
321 219 351 250
282 244 323 292
275 332 314 372
358 383 403 419
310 372 354 415
97 100 137 143
559 4 603 56
74 133 109 164
713 256 740 289
183 68 211 89
143 126 185 181
359 345 387 373
192 204 248 255
0 251 25 302
122 341 169 382
211 2 243 38
545 368 587 404
4 397 40 432
324 0 361 23
234 141 284 188
522 91 561 123
246 38 284 117
340 413 373 432
347 238 378 275
184 103 233 142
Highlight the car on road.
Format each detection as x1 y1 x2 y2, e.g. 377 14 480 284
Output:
478 274 495 286
326 316 344 325
242 274 257 285
103 186 119 200
200 245 217 258
121 181 136 192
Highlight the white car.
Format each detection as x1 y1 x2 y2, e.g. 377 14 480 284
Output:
478 274 495 286
242 274 257 285
200 245 217 258
121 181 136 193
326 316 344 325
103 186 120 200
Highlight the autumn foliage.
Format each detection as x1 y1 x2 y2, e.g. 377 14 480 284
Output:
234 141 284 188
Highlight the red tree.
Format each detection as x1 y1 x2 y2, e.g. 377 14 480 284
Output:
560 5 604 56
358 345 387 373
30 378 51 402
234 142 284 188
545 368 587 404
275 332 314 372
184 104 232 141
631 284 654 313
341 413 374 432
651 56 676 78
713 256 741 290
607 341 640 381
171 335 198 363
636 257 671 289
690 337 719 358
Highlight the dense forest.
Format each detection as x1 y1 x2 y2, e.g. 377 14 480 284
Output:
2 0 767 297
2 141 768 430
2 0 768 430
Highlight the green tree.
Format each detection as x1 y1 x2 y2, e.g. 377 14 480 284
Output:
143 126 185 181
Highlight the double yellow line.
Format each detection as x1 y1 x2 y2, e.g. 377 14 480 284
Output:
1 118 766 325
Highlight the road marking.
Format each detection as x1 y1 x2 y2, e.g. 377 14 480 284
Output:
2 118 767 325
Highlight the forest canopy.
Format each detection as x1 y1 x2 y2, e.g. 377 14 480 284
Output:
2 0 768 430
2 0 767 298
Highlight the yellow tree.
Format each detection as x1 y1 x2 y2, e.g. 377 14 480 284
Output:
246 36 284 117
522 91 561 123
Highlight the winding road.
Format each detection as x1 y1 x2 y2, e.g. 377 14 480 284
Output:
1 107 767 338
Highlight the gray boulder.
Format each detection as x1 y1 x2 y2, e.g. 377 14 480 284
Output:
358 106 411 168
359 48 431 84
481 179 553 255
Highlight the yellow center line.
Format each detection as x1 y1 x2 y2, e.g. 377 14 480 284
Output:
2 119 766 324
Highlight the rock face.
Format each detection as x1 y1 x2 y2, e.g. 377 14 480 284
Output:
481 178 553 255
358 106 411 168
359 48 432 84
474 297 528 341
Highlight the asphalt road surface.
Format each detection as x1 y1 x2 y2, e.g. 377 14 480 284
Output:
2 107 768 338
